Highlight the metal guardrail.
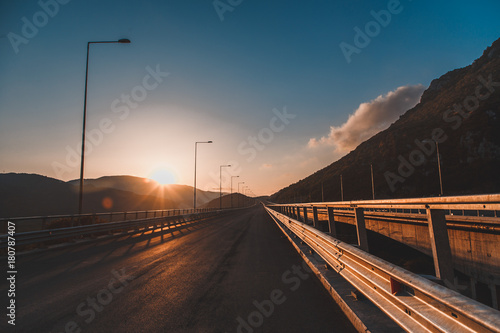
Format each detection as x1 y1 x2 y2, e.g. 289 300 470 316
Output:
300 208 500 232
270 195 500 289
275 194 500 210
0 207 217 233
0 209 223 250
265 205 500 333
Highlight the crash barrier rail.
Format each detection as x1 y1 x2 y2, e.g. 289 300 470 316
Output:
267 195 500 282
265 195 500 332
0 208 230 250
0 207 218 234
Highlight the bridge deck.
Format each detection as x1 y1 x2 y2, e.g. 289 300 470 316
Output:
0 206 357 332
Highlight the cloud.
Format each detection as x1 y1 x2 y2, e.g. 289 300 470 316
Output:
308 84 425 152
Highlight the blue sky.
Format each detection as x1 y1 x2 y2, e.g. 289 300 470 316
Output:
1 0 499 195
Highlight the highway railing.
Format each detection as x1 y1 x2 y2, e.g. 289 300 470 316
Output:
264 202 500 333
269 195 500 285
0 208 233 250
0 208 217 233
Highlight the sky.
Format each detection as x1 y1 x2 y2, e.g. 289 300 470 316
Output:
1 0 500 196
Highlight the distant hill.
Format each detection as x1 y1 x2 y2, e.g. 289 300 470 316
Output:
272 37 500 203
0 173 219 218
201 193 257 209
68 175 220 208
1 173 77 218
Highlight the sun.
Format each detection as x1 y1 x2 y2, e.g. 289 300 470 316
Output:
148 166 179 185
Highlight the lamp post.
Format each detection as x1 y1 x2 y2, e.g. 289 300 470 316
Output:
340 174 344 201
370 164 375 200
230 176 239 208
238 181 245 208
194 141 213 210
220 164 231 209
245 187 253 206
424 139 444 196
321 181 324 202
242 186 247 207
79 39 131 215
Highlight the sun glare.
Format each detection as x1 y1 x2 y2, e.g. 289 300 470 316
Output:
149 166 179 185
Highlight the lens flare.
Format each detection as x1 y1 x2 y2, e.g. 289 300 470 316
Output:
102 197 113 209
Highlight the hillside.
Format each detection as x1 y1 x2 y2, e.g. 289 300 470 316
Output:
0 173 218 218
201 193 256 209
272 37 500 203
68 175 220 208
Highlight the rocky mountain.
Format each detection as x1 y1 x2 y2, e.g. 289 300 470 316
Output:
271 38 500 203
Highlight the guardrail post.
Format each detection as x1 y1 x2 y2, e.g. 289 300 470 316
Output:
327 207 337 237
303 207 308 224
312 207 319 228
426 208 454 285
161 218 165 241
296 207 301 221
470 277 477 300
490 284 498 310
354 208 369 252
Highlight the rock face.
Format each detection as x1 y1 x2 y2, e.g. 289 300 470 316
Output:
272 38 500 203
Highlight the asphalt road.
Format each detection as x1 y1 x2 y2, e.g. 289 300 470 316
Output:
1 205 357 333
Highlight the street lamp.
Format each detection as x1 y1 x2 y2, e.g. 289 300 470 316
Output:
244 187 253 206
230 176 239 208
79 38 131 215
238 181 245 207
220 164 231 209
241 186 247 207
243 186 251 207
370 164 375 200
423 139 444 196
194 141 213 210
340 174 344 201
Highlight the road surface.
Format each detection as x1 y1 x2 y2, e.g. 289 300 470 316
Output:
1 205 357 332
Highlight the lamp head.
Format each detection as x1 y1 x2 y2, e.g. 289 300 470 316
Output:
118 39 131 43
